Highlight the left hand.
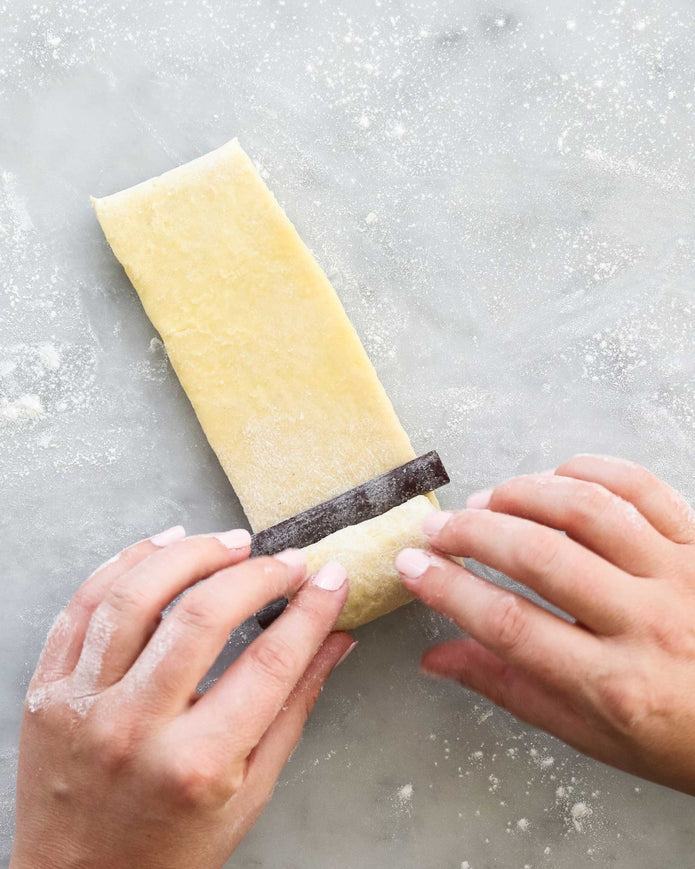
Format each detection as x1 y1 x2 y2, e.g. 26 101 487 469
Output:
395 454 695 794
12 528 352 869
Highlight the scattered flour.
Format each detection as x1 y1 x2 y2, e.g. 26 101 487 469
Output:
68 608 116 717
570 801 593 832
1 393 43 423
392 782 414 814
37 343 61 370
125 616 180 692
396 782 414 805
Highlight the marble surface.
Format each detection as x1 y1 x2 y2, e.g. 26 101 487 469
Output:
2 0 695 865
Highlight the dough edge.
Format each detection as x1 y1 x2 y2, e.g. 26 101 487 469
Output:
301 495 437 630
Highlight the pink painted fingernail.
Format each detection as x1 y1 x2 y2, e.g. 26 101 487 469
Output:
150 525 186 547
209 528 252 549
311 561 347 591
336 640 358 668
466 488 493 509
422 511 452 537
395 548 432 580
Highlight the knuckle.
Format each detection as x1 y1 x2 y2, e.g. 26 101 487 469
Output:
105 579 150 617
579 481 609 513
644 597 689 654
247 635 298 686
24 679 57 719
488 595 528 655
163 754 233 809
175 591 219 632
519 529 561 577
487 480 516 510
623 462 656 495
595 668 654 735
88 716 139 771
568 482 609 524
71 583 103 615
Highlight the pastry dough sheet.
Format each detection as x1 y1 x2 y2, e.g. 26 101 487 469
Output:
94 139 437 628
93 140 417 532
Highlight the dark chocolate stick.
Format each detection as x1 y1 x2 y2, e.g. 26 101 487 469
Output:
251 450 449 557
254 450 450 628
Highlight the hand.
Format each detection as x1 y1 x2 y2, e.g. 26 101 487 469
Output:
12 526 353 869
396 455 695 795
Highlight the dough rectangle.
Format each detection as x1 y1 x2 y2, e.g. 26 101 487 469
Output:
93 139 417 532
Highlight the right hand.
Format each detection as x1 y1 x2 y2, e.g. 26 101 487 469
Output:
397 455 695 795
12 526 353 869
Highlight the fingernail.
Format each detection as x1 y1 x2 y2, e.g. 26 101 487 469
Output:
466 488 493 509
274 549 307 579
422 510 452 538
395 548 432 580
539 468 556 476
311 560 347 591
209 528 252 549
150 525 186 547
336 640 358 668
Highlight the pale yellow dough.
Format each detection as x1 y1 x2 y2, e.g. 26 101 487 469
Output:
303 496 435 630
93 139 435 628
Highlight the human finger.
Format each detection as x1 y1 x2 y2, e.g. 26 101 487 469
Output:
72 531 251 692
35 526 186 682
421 637 616 761
556 454 695 545
422 508 642 634
121 552 310 709
185 561 349 758
472 474 673 576
396 549 601 695
243 632 355 803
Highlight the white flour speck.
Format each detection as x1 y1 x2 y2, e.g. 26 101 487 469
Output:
126 617 179 691
1 394 44 423
570 801 593 832
394 782 414 810
69 608 115 716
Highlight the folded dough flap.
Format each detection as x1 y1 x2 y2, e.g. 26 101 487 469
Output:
93 138 441 630
304 496 438 631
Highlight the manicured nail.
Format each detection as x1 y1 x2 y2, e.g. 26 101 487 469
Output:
466 488 493 509
395 548 432 580
274 549 307 580
336 640 358 668
209 528 252 549
422 511 452 538
150 525 186 547
311 560 347 591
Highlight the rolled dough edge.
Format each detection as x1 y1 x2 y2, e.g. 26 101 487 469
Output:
301 495 437 630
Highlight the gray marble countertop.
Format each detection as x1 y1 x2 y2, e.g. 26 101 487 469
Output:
2 0 695 866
